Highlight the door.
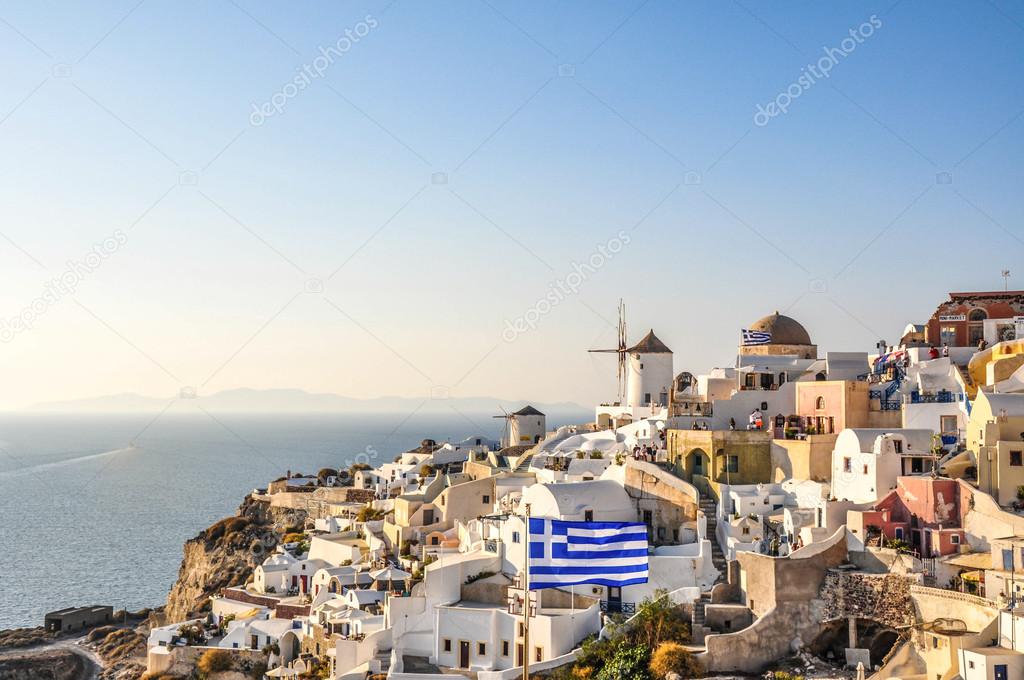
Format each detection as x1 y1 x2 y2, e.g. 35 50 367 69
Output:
516 643 523 667
994 664 1008 680
608 586 622 612
459 640 470 669
300 575 308 592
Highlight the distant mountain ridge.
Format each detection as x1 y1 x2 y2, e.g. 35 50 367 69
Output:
22 388 590 415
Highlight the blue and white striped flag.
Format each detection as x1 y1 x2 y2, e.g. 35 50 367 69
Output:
527 518 649 590
741 329 772 346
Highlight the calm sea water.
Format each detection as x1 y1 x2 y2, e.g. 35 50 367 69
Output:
0 411 585 630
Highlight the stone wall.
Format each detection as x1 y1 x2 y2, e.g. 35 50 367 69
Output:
819 571 915 629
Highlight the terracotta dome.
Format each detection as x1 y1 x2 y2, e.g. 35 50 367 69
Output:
749 311 812 346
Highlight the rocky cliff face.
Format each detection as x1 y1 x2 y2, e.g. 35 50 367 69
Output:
0 649 88 680
164 496 306 623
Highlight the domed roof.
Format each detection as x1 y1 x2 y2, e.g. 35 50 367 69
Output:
749 311 812 345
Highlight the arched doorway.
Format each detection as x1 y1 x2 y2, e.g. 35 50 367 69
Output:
684 448 710 482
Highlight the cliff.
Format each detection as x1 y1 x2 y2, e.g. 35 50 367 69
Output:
0 649 89 680
164 495 307 623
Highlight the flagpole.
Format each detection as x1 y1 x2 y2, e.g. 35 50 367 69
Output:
522 503 531 680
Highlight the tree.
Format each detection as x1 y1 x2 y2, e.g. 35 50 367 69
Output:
632 591 691 649
317 467 338 482
420 464 435 477
649 642 701 679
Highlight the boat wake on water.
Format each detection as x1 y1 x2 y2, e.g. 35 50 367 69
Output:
0 445 139 479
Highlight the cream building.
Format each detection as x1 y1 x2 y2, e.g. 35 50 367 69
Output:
970 391 1024 506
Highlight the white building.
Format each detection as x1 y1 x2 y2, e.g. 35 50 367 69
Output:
595 330 674 429
500 406 547 448
830 428 937 504
900 357 969 449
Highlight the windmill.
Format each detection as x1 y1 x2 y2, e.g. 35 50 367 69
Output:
493 406 514 448
589 300 629 403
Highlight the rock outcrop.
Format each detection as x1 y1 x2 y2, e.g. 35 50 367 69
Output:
0 649 89 680
164 495 306 623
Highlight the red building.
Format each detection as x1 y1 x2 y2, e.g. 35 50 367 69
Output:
858 476 965 557
925 291 1024 347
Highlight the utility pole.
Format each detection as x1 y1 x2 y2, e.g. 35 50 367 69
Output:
522 503 531 680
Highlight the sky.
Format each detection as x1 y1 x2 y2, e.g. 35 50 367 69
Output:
0 0 1022 411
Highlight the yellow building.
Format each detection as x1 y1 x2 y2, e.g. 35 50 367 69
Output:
969 391 1024 506
665 429 773 492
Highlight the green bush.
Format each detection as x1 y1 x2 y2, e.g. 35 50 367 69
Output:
597 643 649 680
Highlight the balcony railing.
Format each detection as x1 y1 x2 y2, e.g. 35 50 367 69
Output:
669 402 713 417
600 601 636 614
906 391 963 404
484 539 498 553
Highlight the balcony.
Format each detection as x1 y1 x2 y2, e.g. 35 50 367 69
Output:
670 401 713 418
599 601 636 614
906 391 963 404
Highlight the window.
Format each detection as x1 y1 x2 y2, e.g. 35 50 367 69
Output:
511 531 520 544
482 495 490 504
969 308 988 321
893 439 903 454
843 457 852 473
643 510 653 526
894 527 904 540
535 647 543 663
742 527 750 536
518 623 525 637
644 392 651 404
584 510 594 522
501 640 510 657
657 526 666 539
443 639 452 653
478 642 486 656
815 396 826 410
940 415 957 435
727 455 739 473
1012 451 1023 467
951 534 960 545
862 464 868 475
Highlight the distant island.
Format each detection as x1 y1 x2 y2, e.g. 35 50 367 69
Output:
21 388 590 416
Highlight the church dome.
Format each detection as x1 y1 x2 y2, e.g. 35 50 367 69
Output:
749 311 812 346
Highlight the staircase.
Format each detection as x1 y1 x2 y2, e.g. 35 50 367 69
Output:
513 453 535 472
699 497 728 580
691 591 712 645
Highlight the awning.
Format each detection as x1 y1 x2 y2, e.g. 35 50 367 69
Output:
943 552 992 570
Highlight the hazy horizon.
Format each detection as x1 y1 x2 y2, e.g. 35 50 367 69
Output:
1 1 1022 412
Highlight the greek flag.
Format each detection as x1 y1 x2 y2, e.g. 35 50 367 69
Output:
527 518 648 590
741 329 772 346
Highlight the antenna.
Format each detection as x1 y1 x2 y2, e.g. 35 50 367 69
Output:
1002 269 1011 292
588 299 628 402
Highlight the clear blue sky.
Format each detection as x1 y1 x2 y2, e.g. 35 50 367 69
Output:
0 0 1022 409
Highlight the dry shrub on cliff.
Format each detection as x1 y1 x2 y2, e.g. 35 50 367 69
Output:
197 648 233 674
93 627 146 662
649 642 701 679
204 516 250 543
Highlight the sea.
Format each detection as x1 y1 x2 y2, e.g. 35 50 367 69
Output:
0 410 586 630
